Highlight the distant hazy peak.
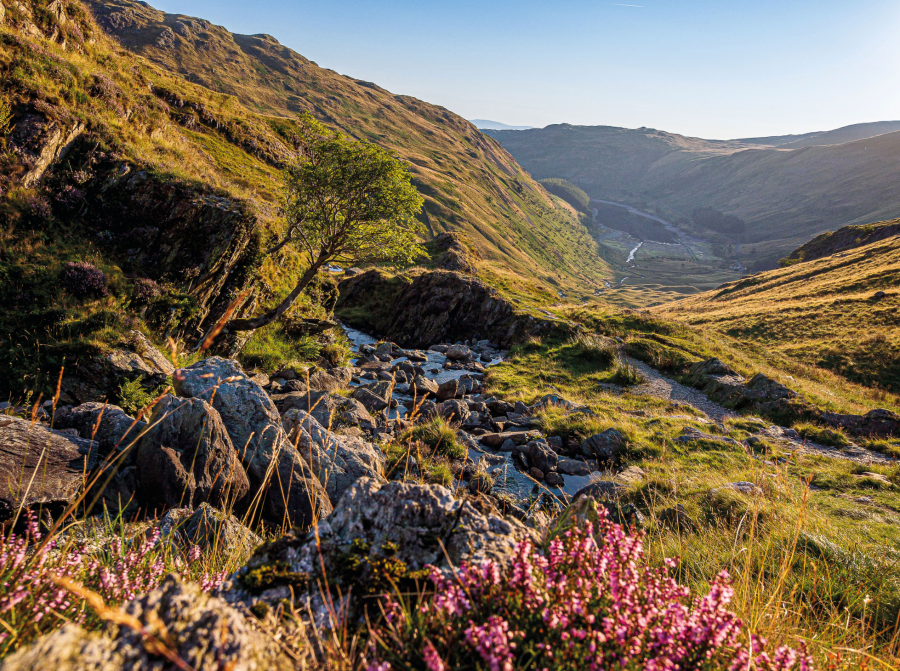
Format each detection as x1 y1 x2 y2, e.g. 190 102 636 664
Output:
471 119 535 131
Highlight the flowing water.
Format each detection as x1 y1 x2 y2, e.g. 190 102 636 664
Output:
340 324 591 501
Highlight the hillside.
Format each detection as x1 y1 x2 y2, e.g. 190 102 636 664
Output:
659 229 900 392
486 123 900 269
738 120 900 148
781 218 900 265
81 0 609 300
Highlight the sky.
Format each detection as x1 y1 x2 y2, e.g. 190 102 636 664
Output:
151 0 900 139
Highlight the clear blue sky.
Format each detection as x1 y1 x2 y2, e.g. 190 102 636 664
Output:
152 0 900 139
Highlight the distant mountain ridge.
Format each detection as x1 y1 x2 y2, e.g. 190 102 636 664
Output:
471 119 535 131
485 122 900 268
736 120 900 149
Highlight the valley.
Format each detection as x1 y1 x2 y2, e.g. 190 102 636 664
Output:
0 1 899 670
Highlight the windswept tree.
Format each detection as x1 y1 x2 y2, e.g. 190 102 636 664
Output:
224 115 425 333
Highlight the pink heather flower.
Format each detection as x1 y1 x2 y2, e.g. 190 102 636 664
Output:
366 508 813 671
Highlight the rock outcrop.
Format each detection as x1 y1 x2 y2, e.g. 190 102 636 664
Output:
175 357 330 529
136 395 250 513
0 417 97 523
336 269 576 348
221 478 535 623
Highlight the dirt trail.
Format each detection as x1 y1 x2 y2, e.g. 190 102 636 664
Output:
623 356 895 466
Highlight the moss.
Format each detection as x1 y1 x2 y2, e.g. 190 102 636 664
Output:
239 561 310 594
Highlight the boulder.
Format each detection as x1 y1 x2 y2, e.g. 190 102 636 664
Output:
557 458 591 476
53 402 145 457
282 410 385 504
1 576 295 671
581 429 627 461
573 480 624 501
136 395 250 513
436 378 460 402
174 357 330 530
437 399 470 423
221 479 535 621
822 408 900 437
545 471 564 487
409 375 439 399
0 417 97 523
160 502 262 557
480 431 531 448
308 367 353 392
524 440 558 473
59 331 172 406
446 344 471 361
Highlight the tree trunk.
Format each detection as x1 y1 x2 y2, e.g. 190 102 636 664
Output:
223 255 329 333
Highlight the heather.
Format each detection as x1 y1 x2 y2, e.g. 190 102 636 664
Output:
367 511 811 671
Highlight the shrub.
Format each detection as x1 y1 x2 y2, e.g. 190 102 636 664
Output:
0 516 226 656
131 277 162 306
367 510 810 671
28 195 53 222
116 375 168 415
61 261 108 298
53 184 84 211
321 342 350 367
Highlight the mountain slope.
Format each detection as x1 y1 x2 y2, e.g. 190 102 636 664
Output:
82 0 609 300
781 218 900 265
486 123 900 268
659 229 900 392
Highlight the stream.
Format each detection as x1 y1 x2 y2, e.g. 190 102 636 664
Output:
340 324 593 501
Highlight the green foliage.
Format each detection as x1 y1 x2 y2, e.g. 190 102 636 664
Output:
610 359 646 386
238 323 320 372
320 342 350 367
399 416 466 461
795 423 850 448
625 337 693 372
538 177 591 212
281 114 426 268
568 332 617 369
115 375 169 415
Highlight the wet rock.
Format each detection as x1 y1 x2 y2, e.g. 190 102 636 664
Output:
0 417 97 523
409 375 439 399
557 458 591 476
499 438 516 452
160 502 261 556
581 429 627 461
481 431 531 448
437 399 470 423
529 467 544 480
446 344 471 361
524 440 558 473
136 395 250 513
437 378 460 402
1 576 295 671
545 472 564 487
281 410 385 504
174 357 330 530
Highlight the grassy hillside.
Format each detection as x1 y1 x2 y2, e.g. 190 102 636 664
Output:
659 231 900 393
82 0 610 301
486 123 900 269
781 218 900 266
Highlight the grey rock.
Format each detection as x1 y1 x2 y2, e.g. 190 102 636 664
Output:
499 438 517 452
437 378 460 402
409 375 439 399
557 458 590 476
0 417 97 523
136 395 250 513
160 502 261 557
53 402 145 458
281 410 385 504
581 429 627 461
445 344 471 360
573 480 624 501
525 440 558 473
174 357 330 530
437 399 470 423
1 576 295 671
545 471 564 486
221 478 535 624
480 431 531 448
